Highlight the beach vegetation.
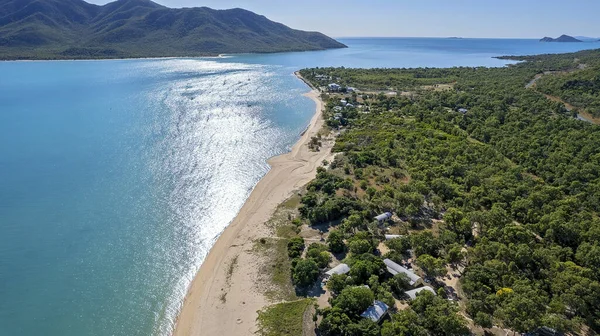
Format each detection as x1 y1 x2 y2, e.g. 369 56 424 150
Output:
257 298 315 336
287 237 305 259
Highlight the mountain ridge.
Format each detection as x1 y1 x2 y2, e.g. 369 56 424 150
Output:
0 0 346 59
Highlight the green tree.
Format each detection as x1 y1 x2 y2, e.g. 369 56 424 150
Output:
347 318 381 336
445 243 465 265
444 208 472 240
343 214 365 233
334 286 375 317
411 290 470 335
474 312 493 329
306 243 331 268
348 239 372 255
385 236 411 254
410 231 440 257
416 254 446 278
327 230 346 253
381 309 427 336
319 307 352 336
293 259 319 287
326 274 350 296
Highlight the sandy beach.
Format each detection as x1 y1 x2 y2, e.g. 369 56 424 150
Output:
173 72 333 336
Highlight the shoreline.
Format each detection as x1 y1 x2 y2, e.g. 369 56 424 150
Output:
172 72 333 336
0 45 348 63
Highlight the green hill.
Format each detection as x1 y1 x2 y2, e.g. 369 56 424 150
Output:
0 0 346 59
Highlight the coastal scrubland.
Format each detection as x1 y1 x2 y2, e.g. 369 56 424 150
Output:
254 48 600 336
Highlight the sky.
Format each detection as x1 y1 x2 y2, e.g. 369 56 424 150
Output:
85 0 600 38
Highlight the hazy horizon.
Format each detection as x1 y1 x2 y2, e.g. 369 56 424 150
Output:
84 0 600 39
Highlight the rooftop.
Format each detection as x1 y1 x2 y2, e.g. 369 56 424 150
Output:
360 300 389 323
405 286 436 300
325 263 350 277
384 258 421 286
375 212 392 221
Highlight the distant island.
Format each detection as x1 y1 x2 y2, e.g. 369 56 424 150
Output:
540 35 583 42
0 0 346 60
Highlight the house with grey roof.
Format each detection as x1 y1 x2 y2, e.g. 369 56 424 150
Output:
361 300 389 323
405 286 436 300
322 263 350 283
384 258 423 286
374 212 392 224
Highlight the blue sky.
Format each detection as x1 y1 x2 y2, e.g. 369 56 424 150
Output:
86 0 600 38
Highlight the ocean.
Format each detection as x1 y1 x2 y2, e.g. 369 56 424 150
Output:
0 38 597 336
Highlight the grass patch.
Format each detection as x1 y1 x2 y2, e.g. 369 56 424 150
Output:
253 237 297 301
253 193 304 301
257 299 315 336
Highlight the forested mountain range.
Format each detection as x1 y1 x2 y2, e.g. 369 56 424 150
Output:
0 0 346 59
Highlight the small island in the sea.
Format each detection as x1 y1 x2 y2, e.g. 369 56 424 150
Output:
0 0 346 60
540 34 583 42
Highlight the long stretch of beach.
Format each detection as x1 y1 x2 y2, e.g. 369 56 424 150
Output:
173 73 333 336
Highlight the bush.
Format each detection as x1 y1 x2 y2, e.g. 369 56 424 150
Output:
287 237 305 259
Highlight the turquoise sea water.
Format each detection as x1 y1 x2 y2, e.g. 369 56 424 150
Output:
0 38 597 336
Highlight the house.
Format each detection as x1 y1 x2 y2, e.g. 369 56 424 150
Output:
374 212 392 224
384 234 403 240
315 74 330 81
345 103 354 108
361 301 389 323
347 86 356 93
333 106 343 112
405 286 436 300
458 108 468 114
328 83 341 92
384 259 423 286
322 263 350 283
334 113 343 120
340 99 348 106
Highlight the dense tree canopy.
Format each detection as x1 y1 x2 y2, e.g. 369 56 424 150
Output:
290 48 600 335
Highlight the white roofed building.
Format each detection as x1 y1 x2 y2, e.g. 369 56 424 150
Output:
405 286 436 300
374 212 392 224
384 258 422 286
322 263 350 283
